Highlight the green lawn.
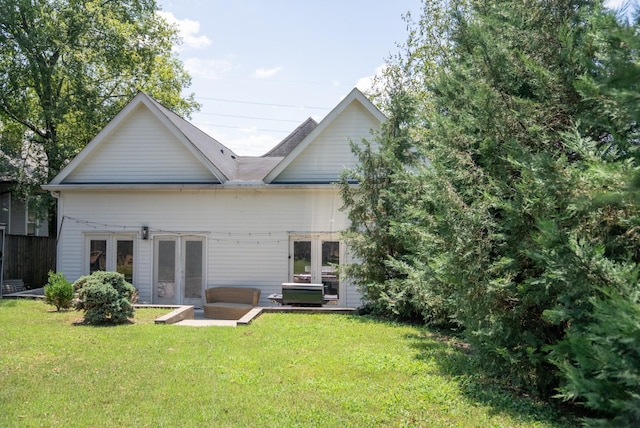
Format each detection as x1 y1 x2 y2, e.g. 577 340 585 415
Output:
0 299 577 427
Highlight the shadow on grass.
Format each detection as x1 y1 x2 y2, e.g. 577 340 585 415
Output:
405 330 580 427
347 314 578 427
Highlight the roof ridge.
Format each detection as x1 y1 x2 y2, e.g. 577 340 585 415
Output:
262 117 318 157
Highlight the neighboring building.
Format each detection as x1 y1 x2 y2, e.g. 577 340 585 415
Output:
43 88 385 307
0 183 49 237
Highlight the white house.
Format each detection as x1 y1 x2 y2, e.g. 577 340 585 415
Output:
43 88 385 308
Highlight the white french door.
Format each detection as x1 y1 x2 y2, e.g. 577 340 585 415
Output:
86 234 136 285
153 236 205 306
289 233 342 301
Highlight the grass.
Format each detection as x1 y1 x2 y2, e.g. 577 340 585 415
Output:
0 299 578 427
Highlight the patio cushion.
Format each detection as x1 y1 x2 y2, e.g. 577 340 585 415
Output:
203 287 261 320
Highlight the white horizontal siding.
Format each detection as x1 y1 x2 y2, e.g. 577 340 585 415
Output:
56 187 361 307
65 105 217 184
343 246 364 308
273 102 380 183
136 239 153 302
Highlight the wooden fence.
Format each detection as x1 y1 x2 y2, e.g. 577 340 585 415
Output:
3 235 57 288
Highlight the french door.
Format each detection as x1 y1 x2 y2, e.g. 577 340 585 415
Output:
86 234 135 284
153 236 205 306
290 234 342 300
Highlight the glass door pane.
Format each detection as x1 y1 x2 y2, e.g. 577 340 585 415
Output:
293 241 311 283
89 240 106 274
116 240 134 284
321 241 340 297
155 239 177 304
183 239 203 303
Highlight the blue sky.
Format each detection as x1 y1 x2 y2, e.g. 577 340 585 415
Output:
158 0 634 156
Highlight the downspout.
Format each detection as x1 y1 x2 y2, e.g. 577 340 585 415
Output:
50 191 62 272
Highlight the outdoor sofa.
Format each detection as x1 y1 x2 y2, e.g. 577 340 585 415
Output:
203 286 261 320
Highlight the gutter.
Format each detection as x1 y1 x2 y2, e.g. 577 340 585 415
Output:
41 182 343 191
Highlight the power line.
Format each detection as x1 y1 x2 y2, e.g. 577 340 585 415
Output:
197 112 302 123
194 96 331 110
191 122 290 133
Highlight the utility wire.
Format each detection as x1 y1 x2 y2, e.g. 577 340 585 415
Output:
191 122 290 133
196 112 302 123
194 96 331 110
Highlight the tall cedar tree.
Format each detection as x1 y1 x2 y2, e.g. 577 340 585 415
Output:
339 88 429 321
344 0 640 415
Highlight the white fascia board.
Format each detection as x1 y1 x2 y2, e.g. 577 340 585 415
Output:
137 96 229 183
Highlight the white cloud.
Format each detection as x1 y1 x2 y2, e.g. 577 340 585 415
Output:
158 11 212 51
254 67 282 79
184 58 233 80
187 123 280 156
356 65 388 94
227 132 281 156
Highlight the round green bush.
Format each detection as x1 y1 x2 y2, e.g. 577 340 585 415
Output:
73 271 136 324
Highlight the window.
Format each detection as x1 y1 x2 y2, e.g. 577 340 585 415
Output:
86 235 136 284
0 193 9 227
89 239 107 274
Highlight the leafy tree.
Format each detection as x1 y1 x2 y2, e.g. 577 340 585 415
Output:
0 0 198 229
340 0 456 324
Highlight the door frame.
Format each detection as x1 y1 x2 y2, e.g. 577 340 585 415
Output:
288 233 344 304
152 234 206 306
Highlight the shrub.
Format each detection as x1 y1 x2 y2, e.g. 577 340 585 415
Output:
73 271 136 325
548 284 640 427
43 271 74 311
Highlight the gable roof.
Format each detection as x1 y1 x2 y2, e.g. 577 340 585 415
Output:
44 88 385 189
47 92 238 186
262 88 386 184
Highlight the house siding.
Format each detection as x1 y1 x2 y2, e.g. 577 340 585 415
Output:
65 105 218 184
10 196 26 235
56 187 362 307
272 102 379 183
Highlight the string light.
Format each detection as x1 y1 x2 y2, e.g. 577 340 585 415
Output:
61 216 289 244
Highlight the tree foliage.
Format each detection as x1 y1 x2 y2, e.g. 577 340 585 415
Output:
340 89 433 321
0 0 198 224
343 0 640 420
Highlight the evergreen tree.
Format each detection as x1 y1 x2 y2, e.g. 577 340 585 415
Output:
339 87 429 320
345 0 640 413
